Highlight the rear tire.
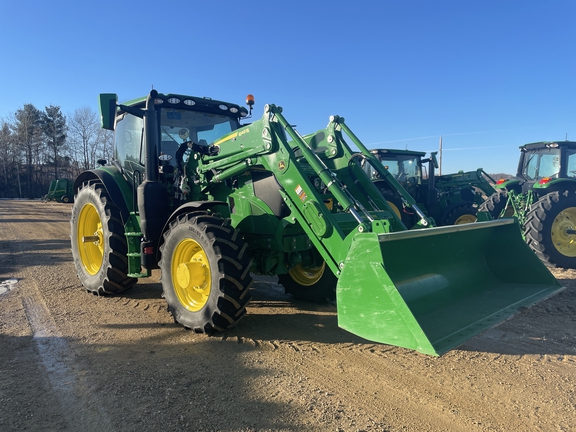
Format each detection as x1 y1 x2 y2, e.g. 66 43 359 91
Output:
159 212 253 333
278 262 337 303
377 188 414 228
70 181 136 294
479 189 513 219
524 190 576 269
440 204 477 226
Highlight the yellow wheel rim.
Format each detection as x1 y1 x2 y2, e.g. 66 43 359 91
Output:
288 262 325 286
551 207 576 257
77 203 104 275
387 201 402 219
454 214 477 225
172 238 211 312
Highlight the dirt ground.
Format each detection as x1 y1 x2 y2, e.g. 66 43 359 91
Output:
0 199 574 431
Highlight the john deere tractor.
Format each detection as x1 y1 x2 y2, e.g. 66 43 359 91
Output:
69 90 562 356
481 140 576 268
364 149 496 227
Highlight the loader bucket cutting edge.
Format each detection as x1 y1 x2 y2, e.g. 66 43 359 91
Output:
336 219 564 356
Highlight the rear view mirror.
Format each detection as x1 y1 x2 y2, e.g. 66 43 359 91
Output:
99 93 118 130
430 152 439 169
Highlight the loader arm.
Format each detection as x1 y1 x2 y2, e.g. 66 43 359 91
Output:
192 104 403 275
186 104 561 356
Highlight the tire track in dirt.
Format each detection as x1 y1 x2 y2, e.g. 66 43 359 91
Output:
3 207 116 431
224 323 575 431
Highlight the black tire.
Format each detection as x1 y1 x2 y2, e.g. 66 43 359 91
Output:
524 190 576 269
278 262 337 303
70 181 136 294
479 189 512 219
159 212 253 333
440 204 477 226
61 195 71 203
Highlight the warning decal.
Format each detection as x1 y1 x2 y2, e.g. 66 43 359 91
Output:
295 185 307 202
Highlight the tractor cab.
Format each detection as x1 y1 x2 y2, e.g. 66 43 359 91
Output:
100 93 250 186
365 149 427 197
517 141 576 192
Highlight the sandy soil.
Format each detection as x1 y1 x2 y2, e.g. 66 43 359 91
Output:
0 199 574 431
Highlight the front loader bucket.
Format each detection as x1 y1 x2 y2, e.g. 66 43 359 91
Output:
336 219 563 356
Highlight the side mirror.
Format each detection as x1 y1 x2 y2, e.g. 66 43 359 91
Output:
99 93 118 130
430 152 439 169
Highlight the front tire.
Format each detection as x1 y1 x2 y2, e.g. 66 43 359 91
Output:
524 190 576 268
159 212 253 333
70 181 136 294
479 189 513 219
278 262 337 303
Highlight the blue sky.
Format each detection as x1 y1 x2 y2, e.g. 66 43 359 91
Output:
1 1 575 175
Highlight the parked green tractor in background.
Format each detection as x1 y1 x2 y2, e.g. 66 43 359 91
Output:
480 140 576 268
69 90 562 356
363 149 496 227
44 178 74 203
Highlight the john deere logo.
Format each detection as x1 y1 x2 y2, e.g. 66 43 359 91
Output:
278 160 286 171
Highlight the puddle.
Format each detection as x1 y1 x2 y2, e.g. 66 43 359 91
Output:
0 278 18 295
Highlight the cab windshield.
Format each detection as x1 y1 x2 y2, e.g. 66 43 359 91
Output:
369 154 421 182
158 108 239 161
522 148 560 180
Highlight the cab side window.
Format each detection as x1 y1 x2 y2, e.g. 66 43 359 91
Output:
567 150 576 177
114 113 144 170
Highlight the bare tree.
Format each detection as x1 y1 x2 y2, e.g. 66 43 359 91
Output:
68 106 100 171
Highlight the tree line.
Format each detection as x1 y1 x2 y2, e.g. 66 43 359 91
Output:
0 104 113 199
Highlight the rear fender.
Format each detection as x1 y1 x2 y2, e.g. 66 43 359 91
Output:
495 178 521 191
533 178 576 197
73 168 133 224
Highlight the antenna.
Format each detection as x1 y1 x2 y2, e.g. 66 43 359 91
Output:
439 135 443 176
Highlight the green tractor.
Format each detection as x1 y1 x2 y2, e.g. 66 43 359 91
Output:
44 178 74 203
364 149 496 227
69 90 562 356
481 140 576 268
